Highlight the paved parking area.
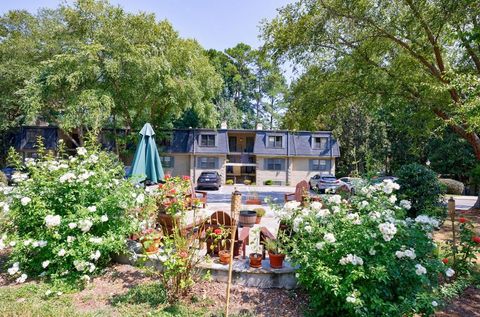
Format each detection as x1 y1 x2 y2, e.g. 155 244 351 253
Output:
199 185 296 204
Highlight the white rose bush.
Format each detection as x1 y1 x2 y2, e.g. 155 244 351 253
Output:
0 143 153 286
275 180 449 316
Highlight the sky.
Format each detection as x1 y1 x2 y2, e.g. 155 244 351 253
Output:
0 0 294 51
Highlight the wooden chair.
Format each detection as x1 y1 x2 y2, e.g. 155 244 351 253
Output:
284 180 321 203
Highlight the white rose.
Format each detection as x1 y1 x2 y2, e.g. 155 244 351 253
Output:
16 273 27 284
42 260 50 268
45 215 61 228
58 249 66 256
68 222 77 229
100 215 108 222
445 268 455 277
20 197 31 206
87 206 97 213
324 233 336 243
76 147 87 156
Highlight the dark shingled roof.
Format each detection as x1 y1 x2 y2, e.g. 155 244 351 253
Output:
158 129 340 157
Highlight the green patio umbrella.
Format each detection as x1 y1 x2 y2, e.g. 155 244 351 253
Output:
128 123 164 184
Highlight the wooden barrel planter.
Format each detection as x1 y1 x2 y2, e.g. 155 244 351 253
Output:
239 210 257 227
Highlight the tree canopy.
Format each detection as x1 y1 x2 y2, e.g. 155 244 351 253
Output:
263 0 480 159
1 0 222 145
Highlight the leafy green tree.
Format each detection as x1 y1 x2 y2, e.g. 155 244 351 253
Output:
263 0 480 158
2 0 222 146
206 44 288 129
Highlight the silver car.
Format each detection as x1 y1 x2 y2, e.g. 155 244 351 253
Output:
309 175 344 193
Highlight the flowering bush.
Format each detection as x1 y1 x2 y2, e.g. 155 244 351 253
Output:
277 180 450 316
154 175 193 215
444 216 480 275
0 143 153 285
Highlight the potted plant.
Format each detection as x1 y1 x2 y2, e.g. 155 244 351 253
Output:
264 238 286 269
139 228 162 254
254 208 266 224
249 227 263 268
206 226 230 256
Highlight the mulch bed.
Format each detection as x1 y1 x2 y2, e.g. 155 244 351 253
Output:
72 264 307 316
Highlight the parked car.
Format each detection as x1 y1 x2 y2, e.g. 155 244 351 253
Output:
339 177 362 194
371 176 398 184
309 174 344 193
1 167 16 184
197 171 222 190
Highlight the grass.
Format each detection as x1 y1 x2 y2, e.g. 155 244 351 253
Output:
0 282 217 317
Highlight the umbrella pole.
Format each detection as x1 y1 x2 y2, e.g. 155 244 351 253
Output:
225 189 241 317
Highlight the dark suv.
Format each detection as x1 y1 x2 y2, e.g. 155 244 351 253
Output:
197 171 222 190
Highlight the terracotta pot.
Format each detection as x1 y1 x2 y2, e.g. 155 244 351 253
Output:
140 237 161 254
249 253 263 268
268 252 285 269
239 210 257 227
218 250 231 264
255 216 262 224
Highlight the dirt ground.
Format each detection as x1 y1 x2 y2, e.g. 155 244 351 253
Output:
72 264 307 316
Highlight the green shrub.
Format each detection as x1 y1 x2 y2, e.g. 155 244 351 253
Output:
276 181 449 316
0 171 7 185
396 163 446 218
243 179 252 185
264 180 273 185
0 145 155 286
254 208 266 217
439 178 464 195
226 179 234 185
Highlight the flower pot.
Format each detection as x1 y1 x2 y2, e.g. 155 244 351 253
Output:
268 252 285 269
249 253 262 268
140 237 161 255
239 210 257 227
255 216 262 224
206 238 220 255
219 250 231 265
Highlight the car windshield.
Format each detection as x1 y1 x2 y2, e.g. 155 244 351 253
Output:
321 177 337 182
201 173 216 177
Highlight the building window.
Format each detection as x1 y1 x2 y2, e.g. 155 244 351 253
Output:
160 156 174 168
265 158 285 171
200 134 216 147
267 135 283 148
313 137 328 149
198 157 217 169
310 159 331 171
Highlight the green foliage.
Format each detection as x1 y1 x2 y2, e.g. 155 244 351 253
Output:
263 0 480 168
277 181 448 316
254 207 266 217
0 145 154 285
225 179 234 185
396 163 446 218
243 179 252 185
264 179 273 185
439 179 465 195
206 44 288 129
426 130 477 181
444 218 480 275
2 0 222 144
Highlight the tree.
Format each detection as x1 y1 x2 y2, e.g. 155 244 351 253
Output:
206 44 289 129
263 0 480 157
2 0 222 146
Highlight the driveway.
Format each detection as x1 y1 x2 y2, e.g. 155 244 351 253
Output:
200 185 296 204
